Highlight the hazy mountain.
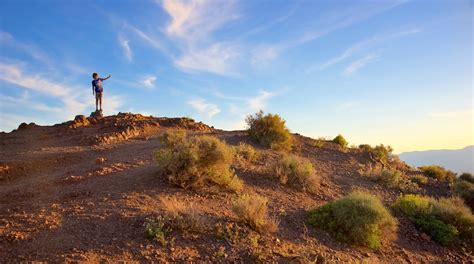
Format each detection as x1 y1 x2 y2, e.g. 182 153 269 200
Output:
399 146 474 174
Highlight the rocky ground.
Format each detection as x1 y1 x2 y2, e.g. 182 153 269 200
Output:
0 113 472 263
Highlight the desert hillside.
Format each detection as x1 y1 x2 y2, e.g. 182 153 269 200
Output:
0 112 472 263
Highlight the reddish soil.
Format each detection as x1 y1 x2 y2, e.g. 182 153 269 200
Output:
0 113 472 263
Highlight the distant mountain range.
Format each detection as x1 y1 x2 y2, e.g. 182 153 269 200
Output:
399 145 474 174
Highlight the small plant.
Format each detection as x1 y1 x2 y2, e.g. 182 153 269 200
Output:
393 194 474 246
306 191 398 249
144 216 172 246
455 179 474 211
411 174 428 185
155 131 243 192
246 110 293 151
235 142 258 163
419 165 456 183
269 154 319 193
232 193 278 234
459 173 474 184
216 222 240 244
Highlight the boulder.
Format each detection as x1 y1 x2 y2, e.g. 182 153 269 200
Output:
90 110 104 119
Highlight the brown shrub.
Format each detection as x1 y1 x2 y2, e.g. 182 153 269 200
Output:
232 193 278 234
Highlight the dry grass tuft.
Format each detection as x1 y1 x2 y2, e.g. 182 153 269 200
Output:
232 193 278 234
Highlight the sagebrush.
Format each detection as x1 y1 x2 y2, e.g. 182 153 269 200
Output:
155 130 243 192
269 153 319 193
419 165 456 183
455 179 474 211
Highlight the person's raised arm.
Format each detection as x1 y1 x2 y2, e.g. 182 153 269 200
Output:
103 74 111 80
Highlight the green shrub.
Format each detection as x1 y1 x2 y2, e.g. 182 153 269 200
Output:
246 110 292 151
155 131 243 192
235 142 258 162
332 134 348 149
430 197 474 242
414 216 459 246
459 173 474 184
392 194 431 217
393 194 474 245
232 194 278 234
306 191 398 249
455 179 474 211
411 174 429 185
269 154 319 193
419 165 456 183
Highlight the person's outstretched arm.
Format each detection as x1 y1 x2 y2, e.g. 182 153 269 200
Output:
102 74 111 81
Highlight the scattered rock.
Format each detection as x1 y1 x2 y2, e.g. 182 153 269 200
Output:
90 110 104 119
420 233 431 242
17 122 38 130
95 157 107 164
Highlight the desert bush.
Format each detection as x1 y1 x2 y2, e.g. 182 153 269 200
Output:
246 110 293 151
393 194 474 245
411 174 429 185
430 197 474 242
232 193 278 234
269 154 319 193
455 179 474 211
155 131 243 192
235 142 258 162
160 196 206 233
419 165 456 183
459 173 474 184
312 137 326 148
361 166 418 192
332 134 348 149
359 144 393 163
306 191 398 249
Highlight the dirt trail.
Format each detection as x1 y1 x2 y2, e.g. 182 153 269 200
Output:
0 113 471 263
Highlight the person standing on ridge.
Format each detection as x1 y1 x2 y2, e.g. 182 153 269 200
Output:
92 72 111 112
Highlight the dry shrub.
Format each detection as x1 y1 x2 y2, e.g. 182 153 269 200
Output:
359 144 393 163
306 191 398 249
160 196 206 233
235 142 258 163
246 110 292 151
419 165 456 184
155 131 243 192
459 173 474 184
455 179 474 211
269 153 319 193
411 174 429 185
232 194 278 234
361 165 418 192
312 137 326 148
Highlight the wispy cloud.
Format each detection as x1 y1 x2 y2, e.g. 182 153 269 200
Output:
0 31 53 66
158 0 241 76
308 28 421 74
142 75 157 88
188 98 221 117
343 53 379 76
251 1 411 66
0 62 123 123
118 35 133 62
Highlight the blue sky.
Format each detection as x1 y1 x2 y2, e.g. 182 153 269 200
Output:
0 0 472 152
